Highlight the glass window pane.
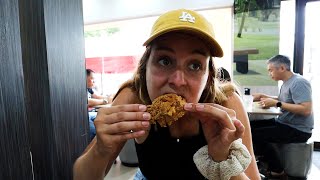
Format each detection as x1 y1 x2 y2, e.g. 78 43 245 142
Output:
84 8 233 96
304 1 320 142
233 0 281 95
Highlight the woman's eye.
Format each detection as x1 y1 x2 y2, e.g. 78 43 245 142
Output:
188 63 202 71
158 57 171 66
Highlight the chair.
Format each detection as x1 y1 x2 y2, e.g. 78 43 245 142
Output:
269 141 314 179
217 67 231 82
119 139 139 167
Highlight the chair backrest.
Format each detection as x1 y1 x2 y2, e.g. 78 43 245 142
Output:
217 67 231 82
119 139 139 166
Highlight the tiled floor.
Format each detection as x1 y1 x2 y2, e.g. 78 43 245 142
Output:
105 151 320 180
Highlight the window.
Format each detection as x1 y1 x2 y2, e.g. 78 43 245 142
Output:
84 8 233 96
304 0 320 143
234 0 281 95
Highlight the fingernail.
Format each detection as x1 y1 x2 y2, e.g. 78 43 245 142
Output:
142 121 149 127
196 104 205 111
139 105 146 111
185 103 192 110
142 113 150 120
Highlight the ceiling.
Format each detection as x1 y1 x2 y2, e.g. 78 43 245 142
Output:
82 0 234 24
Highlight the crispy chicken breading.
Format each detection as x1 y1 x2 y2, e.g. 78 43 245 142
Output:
147 94 187 127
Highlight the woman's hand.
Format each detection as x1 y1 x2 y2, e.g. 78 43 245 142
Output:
185 103 245 161
94 104 150 156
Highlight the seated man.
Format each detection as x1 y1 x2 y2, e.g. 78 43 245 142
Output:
86 69 112 109
251 55 314 177
86 69 112 140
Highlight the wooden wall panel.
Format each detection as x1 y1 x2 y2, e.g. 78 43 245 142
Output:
1 0 89 179
44 0 89 178
293 0 306 74
0 0 33 179
19 0 89 179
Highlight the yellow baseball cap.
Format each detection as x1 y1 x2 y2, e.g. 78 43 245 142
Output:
143 9 223 57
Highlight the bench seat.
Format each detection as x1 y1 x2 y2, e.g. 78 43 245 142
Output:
234 48 259 74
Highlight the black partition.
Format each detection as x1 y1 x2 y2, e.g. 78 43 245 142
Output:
0 0 89 179
293 0 307 74
0 0 33 179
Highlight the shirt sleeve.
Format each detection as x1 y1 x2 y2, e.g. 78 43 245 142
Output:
291 79 312 104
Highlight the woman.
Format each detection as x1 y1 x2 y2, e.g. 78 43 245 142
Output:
73 9 260 180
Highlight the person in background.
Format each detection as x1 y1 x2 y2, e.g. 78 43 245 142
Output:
251 54 313 177
86 69 112 108
74 9 260 180
217 67 231 82
86 69 112 140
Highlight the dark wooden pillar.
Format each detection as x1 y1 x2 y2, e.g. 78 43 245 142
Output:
0 0 33 179
293 0 307 74
1 0 89 179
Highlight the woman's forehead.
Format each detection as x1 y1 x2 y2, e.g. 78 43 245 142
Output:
151 32 210 55
154 32 204 43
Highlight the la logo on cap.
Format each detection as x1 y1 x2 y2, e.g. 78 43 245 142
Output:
179 11 195 23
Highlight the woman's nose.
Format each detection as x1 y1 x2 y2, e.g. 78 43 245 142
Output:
168 70 187 87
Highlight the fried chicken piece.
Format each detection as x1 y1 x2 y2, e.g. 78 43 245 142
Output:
147 94 187 127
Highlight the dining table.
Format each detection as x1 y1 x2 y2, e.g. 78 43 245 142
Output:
246 102 282 121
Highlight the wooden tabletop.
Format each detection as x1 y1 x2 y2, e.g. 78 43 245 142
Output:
247 102 282 115
234 48 259 56
246 102 282 121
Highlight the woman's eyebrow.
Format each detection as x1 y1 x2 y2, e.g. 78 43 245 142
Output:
155 46 174 53
192 49 207 57
154 46 208 57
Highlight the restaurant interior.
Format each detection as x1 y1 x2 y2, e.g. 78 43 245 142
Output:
0 0 319 179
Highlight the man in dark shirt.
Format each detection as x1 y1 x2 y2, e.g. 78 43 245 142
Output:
86 69 112 140
86 69 112 107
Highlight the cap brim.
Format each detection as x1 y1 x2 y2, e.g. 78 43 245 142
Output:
143 26 223 57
